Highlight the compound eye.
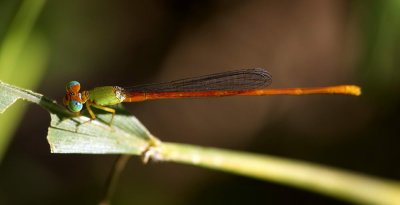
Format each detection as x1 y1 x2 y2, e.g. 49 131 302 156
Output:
68 100 83 112
66 81 81 92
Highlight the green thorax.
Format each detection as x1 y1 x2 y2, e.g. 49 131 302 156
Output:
88 86 126 106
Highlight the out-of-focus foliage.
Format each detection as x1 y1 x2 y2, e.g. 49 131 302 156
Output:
359 1 400 91
1 1 400 204
0 0 48 160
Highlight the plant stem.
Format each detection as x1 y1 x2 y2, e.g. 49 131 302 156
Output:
3 80 400 204
154 142 400 204
99 155 131 205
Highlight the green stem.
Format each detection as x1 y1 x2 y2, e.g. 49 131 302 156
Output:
99 155 131 205
3 80 400 204
156 142 400 204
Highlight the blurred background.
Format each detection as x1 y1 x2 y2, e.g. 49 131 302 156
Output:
0 0 399 204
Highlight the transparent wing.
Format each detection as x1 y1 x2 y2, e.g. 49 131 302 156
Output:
124 68 272 92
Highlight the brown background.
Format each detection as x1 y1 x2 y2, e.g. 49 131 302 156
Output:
1 1 399 204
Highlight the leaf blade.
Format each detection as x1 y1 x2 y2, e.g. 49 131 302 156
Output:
1 80 156 155
47 112 154 154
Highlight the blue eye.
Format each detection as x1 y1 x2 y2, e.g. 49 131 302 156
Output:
68 100 83 112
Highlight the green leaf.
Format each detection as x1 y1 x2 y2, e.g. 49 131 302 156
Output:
2 81 400 204
0 80 43 113
47 111 154 154
0 80 155 155
0 83 20 113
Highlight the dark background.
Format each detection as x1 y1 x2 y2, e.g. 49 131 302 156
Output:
1 1 399 204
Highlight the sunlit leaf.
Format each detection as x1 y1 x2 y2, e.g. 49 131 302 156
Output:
0 80 155 154
2 81 400 204
47 111 154 154
0 80 42 113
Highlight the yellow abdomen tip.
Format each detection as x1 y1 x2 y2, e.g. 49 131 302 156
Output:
344 85 362 96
